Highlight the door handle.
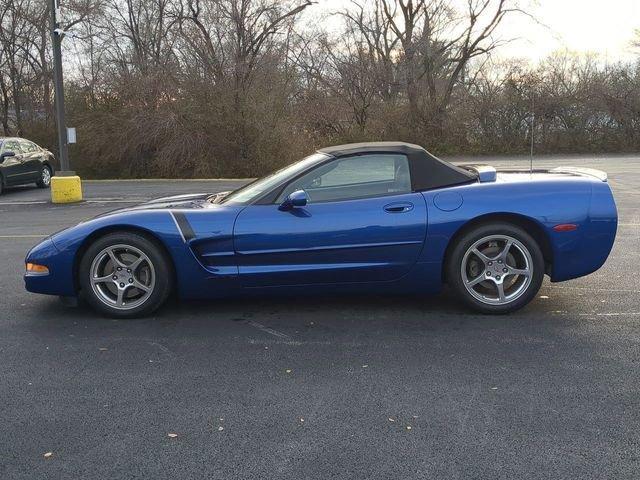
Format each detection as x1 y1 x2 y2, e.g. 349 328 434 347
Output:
384 202 414 213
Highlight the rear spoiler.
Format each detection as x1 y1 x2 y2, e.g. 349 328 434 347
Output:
549 167 608 182
459 164 497 183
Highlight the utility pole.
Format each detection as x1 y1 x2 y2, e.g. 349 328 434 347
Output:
48 0 82 203
49 0 70 173
529 95 535 174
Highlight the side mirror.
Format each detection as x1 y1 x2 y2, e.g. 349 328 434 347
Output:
0 150 15 163
278 189 308 211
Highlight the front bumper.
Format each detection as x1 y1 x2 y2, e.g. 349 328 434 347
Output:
24 237 76 297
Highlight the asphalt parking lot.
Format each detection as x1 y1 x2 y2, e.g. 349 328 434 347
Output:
1 155 639 479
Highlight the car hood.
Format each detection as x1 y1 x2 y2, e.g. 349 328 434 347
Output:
94 191 232 217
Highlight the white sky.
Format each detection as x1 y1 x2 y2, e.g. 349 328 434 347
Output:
313 0 640 63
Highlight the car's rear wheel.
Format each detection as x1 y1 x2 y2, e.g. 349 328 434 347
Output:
36 165 52 188
79 232 172 318
446 223 544 314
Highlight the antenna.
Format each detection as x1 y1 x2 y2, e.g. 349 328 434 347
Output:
530 95 534 174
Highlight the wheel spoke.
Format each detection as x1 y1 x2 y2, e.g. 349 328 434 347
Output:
496 282 506 302
499 239 513 261
92 274 113 285
107 249 126 268
508 267 530 277
128 255 145 270
115 288 125 307
466 274 486 287
472 248 491 264
132 280 151 293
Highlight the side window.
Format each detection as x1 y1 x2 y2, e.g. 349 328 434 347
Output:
3 140 22 154
20 140 37 153
278 154 411 203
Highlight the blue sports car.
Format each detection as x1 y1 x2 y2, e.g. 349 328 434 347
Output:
25 142 617 318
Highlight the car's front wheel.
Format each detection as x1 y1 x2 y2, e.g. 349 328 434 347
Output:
447 223 544 314
36 165 52 188
79 232 173 318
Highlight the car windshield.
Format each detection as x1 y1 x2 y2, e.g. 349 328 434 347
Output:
221 153 329 205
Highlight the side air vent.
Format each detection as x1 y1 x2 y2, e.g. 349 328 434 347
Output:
461 165 497 183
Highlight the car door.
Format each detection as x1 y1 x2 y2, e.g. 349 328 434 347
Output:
233 153 427 287
0 139 27 186
19 140 42 181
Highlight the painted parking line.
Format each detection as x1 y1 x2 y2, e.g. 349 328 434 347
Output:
548 285 640 294
233 318 291 339
0 198 145 205
0 234 48 239
85 199 146 203
578 312 640 317
84 178 252 182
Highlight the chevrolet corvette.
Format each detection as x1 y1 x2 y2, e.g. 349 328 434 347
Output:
24 142 617 317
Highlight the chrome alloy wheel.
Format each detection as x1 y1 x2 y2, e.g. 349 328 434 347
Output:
461 235 533 306
41 167 51 186
89 244 156 310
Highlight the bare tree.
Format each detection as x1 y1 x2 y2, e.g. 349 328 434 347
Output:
332 0 522 140
0 0 638 178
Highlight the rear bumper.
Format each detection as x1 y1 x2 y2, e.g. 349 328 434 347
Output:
550 182 617 282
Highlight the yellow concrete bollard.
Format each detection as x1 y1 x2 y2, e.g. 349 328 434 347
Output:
51 175 83 203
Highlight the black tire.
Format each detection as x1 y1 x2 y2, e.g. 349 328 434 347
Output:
78 231 173 318
36 164 52 188
446 222 545 314
0 175 3 195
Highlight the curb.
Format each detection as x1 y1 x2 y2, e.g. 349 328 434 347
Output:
83 178 254 183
